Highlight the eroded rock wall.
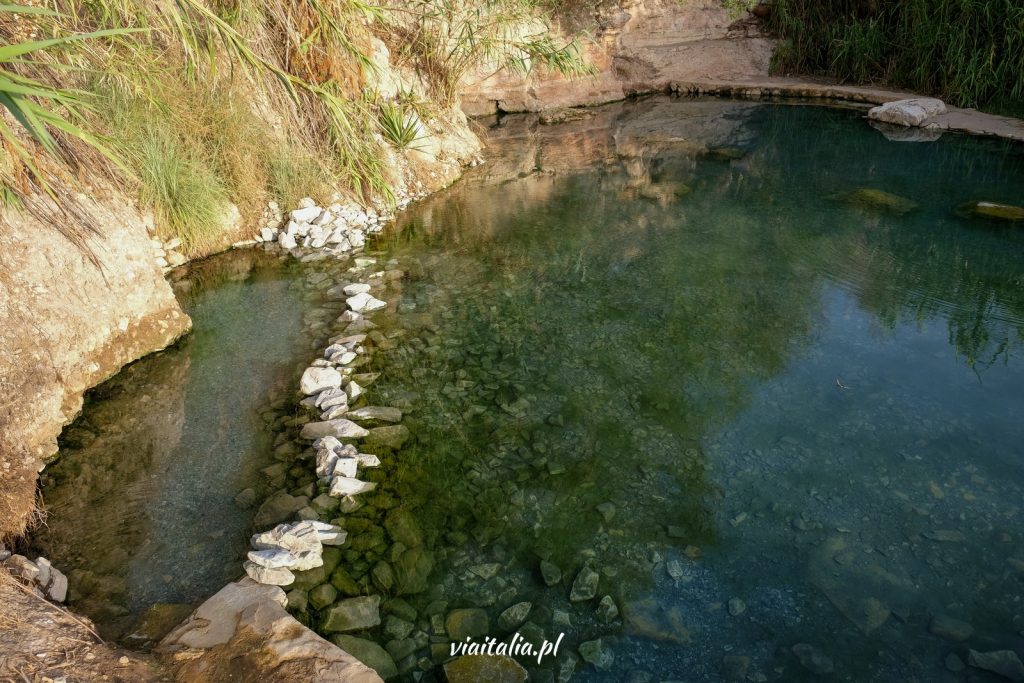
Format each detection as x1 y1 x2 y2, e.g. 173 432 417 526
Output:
459 0 773 115
0 194 191 540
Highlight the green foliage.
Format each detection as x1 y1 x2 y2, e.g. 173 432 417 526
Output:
378 101 422 149
719 0 756 20
391 0 594 106
768 0 1024 109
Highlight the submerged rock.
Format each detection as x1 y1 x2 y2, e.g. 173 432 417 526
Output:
321 595 381 633
956 200 1024 223
540 560 562 586
836 188 919 214
579 638 614 670
928 614 974 641
346 406 403 424
331 635 397 680
445 608 489 641
968 650 1024 682
363 425 410 450
498 601 532 631
792 643 834 675
445 655 528 683
570 566 599 602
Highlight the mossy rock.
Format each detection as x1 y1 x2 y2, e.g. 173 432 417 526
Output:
330 566 362 596
835 188 919 214
330 635 398 679
444 655 528 683
393 547 434 595
703 146 746 161
955 200 1024 223
290 564 329 592
309 582 338 610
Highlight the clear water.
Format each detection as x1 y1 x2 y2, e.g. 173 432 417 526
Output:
333 99 1024 681
32 98 1024 680
30 249 341 643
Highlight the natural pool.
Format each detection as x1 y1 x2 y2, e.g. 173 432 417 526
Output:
34 97 1024 680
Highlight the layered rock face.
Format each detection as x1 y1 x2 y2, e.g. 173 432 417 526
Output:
0 194 191 540
460 0 773 114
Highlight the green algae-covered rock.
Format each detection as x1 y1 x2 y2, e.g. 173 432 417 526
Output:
321 595 381 633
836 188 919 214
393 546 433 595
444 655 528 683
956 200 1024 222
330 635 398 680
330 565 362 596
309 582 338 610
445 608 490 641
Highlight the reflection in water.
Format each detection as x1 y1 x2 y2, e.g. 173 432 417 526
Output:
320 99 1024 681
32 250 315 644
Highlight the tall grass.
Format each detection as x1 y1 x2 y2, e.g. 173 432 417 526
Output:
769 0 1024 109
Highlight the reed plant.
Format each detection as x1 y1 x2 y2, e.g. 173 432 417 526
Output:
769 0 1024 109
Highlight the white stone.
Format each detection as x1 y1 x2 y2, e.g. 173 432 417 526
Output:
291 206 322 222
248 548 296 569
343 283 371 296
867 98 946 127
345 381 364 401
164 237 182 251
356 453 381 468
348 230 365 248
300 418 369 440
47 567 67 602
337 310 362 323
259 227 276 242
314 435 344 452
321 404 349 420
329 476 376 497
313 210 333 226
251 521 322 554
333 351 357 365
314 390 348 411
310 521 348 546
244 561 294 586
34 556 52 587
347 406 402 423
278 232 297 250
316 449 340 477
332 457 359 478
346 292 386 313
288 549 324 572
300 367 342 395
155 256 169 268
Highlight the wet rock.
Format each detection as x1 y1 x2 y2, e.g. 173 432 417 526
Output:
253 492 309 527
300 367 343 395
364 425 410 450
470 563 501 580
968 650 1024 682
234 488 257 509
945 653 965 672
444 655 528 683
837 188 918 214
622 599 691 645
540 560 562 586
446 608 489 641
570 566 599 602
331 635 398 680
300 418 369 441
309 583 338 610
286 589 308 612
386 638 417 661
321 595 381 633
727 598 746 616
929 614 974 641
347 406 403 424
923 529 966 542
290 565 329 592
596 595 618 623
498 601 532 630
579 638 613 670
956 200 1024 223
243 561 294 586
867 98 946 127
394 547 433 595
347 292 387 313
371 561 395 592
596 502 616 522
792 643 834 675
383 615 414 640
330 566 362 596
385 509 424 548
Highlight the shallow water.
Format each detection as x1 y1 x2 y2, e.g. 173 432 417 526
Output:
29 249 337 643
32 98 1024 679
333 99 1024 681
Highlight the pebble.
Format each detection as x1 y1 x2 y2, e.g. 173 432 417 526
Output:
727 598 746 616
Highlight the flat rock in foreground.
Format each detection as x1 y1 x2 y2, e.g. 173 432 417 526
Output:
158 578 381 682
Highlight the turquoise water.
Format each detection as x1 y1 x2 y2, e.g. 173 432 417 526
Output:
326 99 1024 681
31 98 1024 680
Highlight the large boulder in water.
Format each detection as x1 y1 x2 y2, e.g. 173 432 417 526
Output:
868 98 946 127
956 200 1024 223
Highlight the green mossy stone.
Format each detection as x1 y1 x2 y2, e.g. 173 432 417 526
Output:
309 583 338 610
956 200 1024 222
330 635 398 679
330 566 362 596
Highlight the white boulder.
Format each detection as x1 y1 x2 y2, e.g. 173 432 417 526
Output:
300 367 342 395
868 98 946 127
346 292 386 313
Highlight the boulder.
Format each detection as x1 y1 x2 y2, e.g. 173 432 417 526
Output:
444 655 528 683
244 561 295 586
346 292 387 313
157 579 381 682
252 521 322 554
330 636 397 680
321 596 382 633
867 98 946 127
